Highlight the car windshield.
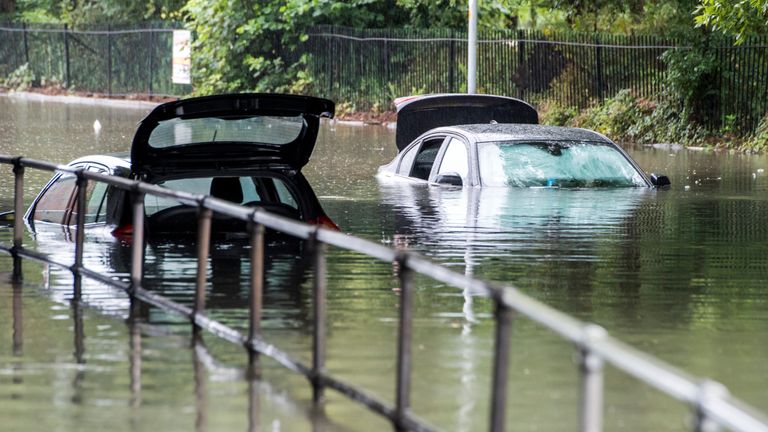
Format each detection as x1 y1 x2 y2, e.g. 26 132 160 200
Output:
148 115 305 148
477 140 647 188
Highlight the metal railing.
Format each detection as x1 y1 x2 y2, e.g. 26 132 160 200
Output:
2 154 768 432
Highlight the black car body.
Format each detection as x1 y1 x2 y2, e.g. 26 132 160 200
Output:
378 94 669 188
24 93 338 236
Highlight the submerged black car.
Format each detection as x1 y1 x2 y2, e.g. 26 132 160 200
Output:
378 94 670 188
24 93 338 236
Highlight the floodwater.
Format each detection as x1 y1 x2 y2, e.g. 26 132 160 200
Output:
1 94 768 431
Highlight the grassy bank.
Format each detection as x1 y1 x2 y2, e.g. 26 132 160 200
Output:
537 90 768 153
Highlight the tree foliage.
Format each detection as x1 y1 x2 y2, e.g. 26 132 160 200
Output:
694 0 768 43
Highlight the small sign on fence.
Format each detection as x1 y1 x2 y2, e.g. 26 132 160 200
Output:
172 30 191 85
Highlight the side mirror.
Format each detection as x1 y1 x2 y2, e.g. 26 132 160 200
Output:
434 172 463 187
650 173 671 188
0 211 15 226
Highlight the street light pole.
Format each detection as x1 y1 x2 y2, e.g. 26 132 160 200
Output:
468 0 478 94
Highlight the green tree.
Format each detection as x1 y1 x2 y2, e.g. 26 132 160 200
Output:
694 0 768 43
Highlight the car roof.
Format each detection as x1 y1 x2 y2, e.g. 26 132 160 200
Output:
67 153 131 169
433 124 612 144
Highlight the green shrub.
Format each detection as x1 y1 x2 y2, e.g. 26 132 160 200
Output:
746 114 768 152
3 64 35 91
538 100 578 126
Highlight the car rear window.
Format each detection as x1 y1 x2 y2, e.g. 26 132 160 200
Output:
478 141 646 188
147 115 304 148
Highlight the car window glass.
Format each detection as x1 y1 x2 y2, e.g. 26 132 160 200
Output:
145 176 300 215
477 141 647 187
397 144 420 176
82 181 109 224
148 115 305 148
145 177 213 216
409 138 443 180
241 177 262 203
273 179 299 209
33 174 76 224
436 138 469 181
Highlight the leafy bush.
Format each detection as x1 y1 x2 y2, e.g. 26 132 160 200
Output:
538 100 578 126
566 90 709 145
3 64 35 91
746 114 768 152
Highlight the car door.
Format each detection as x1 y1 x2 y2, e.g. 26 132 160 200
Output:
395 135 448 181
431 136 471 186
28 163 112 228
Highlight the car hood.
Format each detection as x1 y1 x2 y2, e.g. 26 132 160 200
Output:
131 93 334 181
394 94 538 151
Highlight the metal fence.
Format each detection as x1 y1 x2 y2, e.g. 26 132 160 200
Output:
2 154 768 432
302 26 768 132
2 24 767 132
0 22 190 98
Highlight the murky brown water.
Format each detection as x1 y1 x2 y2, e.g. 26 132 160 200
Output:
1 94 768 431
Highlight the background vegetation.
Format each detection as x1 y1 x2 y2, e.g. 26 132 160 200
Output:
1 0 767 148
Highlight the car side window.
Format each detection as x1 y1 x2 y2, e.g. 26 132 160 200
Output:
79 166 110 224
33 174 77 224
397 144 419 176
409 138 444 180
436 138 469 182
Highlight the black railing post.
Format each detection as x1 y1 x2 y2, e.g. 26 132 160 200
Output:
130 189 145 295
579 325 606 432
12 158 24 280
72 172 88 299
394 252 414 430
248 219 266 376
194 206 212 333
310 229 327 403
489 300 514 432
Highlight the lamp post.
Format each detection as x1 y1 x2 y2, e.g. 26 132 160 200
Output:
468 0 478 94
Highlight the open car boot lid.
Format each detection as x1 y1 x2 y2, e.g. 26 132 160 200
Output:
131 93 335 182
394 93 538 151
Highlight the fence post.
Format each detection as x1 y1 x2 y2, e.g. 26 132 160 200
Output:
148 30 154 97
594 35 604 102
517 30 526 100
22 23 29 65
107 25 112 97
72 172 88 300
130 189 145 295
310 229 327 403
248 220 266 376
449 30 456 93
489 300 514 432
394 252 414 430
12 158 24 280
579 325 607 432
693 381 729 432
194 206 212 331
64 24 70 88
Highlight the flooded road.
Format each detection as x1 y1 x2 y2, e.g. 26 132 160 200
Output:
1 94 768 431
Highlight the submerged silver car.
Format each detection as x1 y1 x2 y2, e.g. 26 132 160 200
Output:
24 93 339 237
378 94 670 188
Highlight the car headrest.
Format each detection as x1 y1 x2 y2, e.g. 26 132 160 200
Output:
209 177 243 203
